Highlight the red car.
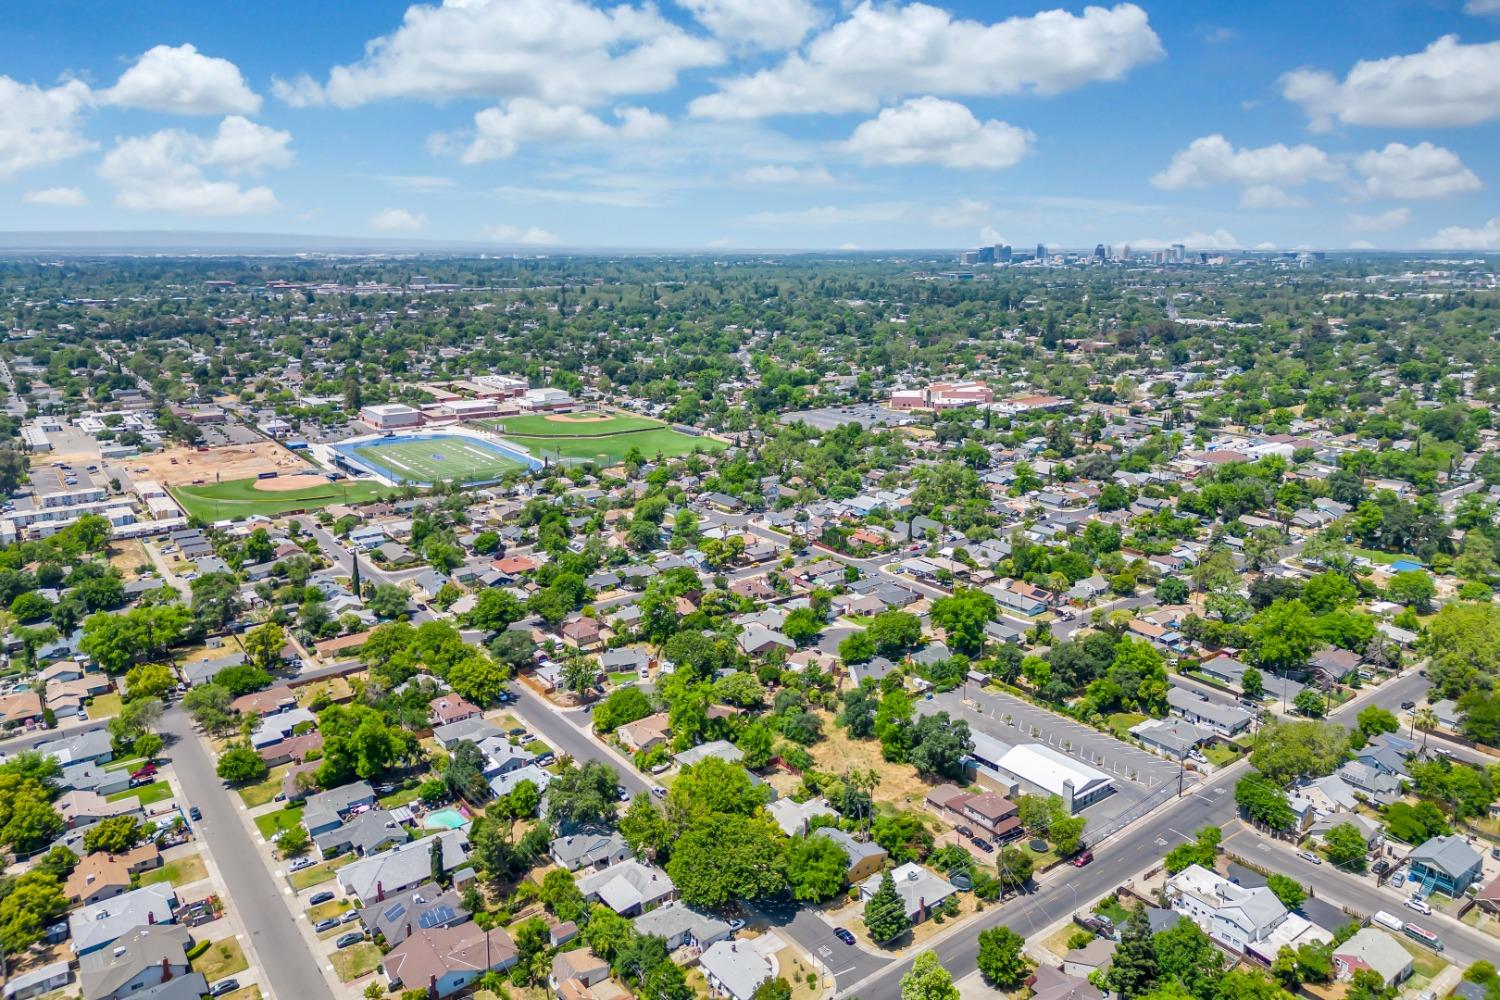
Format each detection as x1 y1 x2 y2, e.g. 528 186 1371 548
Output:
131 764 157 781
1071 850 1094 867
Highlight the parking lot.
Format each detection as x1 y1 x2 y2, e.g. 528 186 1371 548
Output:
922 686 1188 833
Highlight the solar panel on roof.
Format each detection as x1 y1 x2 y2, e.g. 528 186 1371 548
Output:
418 905 455 929
382 903 406 922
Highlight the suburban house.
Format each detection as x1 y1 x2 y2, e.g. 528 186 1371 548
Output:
303 780 377 836
699 941 773 1000
1408 835 1484 896
814 828 888 883
576 860 675 916
550 829 633 872
1165 864 1329 960
381 923 518 999
1332 928 1412 987
339 831 471 906
358 882 470 947
631 902 735 952
68 883 178 956
77 923 192 1000
767 796 837 837
1166 687 1252 736
64 845 162 905
616 713 672 752
858 863 957 924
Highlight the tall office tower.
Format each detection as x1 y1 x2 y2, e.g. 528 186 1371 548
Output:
1036 243 1047 259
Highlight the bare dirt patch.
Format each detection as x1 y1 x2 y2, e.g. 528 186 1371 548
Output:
804 710 940 809
128 442 313 486
545 412 613 423
251 473 332 493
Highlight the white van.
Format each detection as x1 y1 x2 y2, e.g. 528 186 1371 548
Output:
1372 910 1405 932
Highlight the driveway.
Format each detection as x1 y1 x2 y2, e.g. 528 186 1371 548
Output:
162 706 337 1000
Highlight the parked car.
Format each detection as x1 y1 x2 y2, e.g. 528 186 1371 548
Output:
188 806 202 821
308 891 336 906
834 927 856 946
131 763 157 780
970 837 994 853
336 932 366 949
288 857 316 873
1400 701 1415 710
1071 850 1095 867
314 918 341 932
954 826 974 839
208 980 240 997
341 909 363 924
1404 897 1433 915
1373 859 1391 875
1296 850 1322 865
615 785 630 801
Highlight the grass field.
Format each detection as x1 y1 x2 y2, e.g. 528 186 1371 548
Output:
352 435 528 485
171 477 391 521
140 852 208 887
87 691 123 720
107 780 174 806
481 414 724 465
487 412 665 436
254 805 304 841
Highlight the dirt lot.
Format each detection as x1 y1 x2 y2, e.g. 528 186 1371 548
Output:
800 711 941 810
127 442 314 486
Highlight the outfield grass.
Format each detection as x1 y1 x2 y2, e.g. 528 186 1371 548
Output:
487 412 665 437
171 477 392 521
352 435 527 485
502 427 724 464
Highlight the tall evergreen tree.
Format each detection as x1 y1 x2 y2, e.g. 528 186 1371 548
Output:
1106 906 1159 1000
863 868 910 944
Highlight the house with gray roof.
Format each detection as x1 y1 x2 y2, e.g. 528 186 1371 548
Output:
358 882 469 947
550 829 632 872
69 883 177 955
315 808 409 859
1167 687 1252 736
858 863 956 923
36 729 113 766
674 739 744 768
814 827 887 883
303 780 376 836
577 860 675 916
338 830 470 905
1409 835 1483 896
699 941 773 1000
433 717 504 749
631 902 734 952
78 923 191 1000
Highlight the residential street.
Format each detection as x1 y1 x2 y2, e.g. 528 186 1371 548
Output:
162 706 336 1000
508 685 652 795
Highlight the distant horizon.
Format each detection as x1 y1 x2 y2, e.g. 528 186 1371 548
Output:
0 229 1491 258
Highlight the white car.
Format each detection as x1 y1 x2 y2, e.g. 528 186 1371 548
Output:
1296 850 1322 865
1404 897 1432 915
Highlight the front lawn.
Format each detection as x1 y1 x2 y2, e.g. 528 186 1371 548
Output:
104 755 147 772
87 692 123 720
238 765 289 808
1204 745 1241 767
290 855 352 890
193 938 249 983
140 853 208 887
107 781 174 806
308 897 352 922
331 942 382 982
1095 895 1132 926
254 806 304 841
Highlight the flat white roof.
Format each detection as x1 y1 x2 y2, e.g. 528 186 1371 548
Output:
997 743 1113 799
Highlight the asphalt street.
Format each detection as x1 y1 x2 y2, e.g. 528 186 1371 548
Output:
162 706 335 1000
757 900 890 990
508 685 651 795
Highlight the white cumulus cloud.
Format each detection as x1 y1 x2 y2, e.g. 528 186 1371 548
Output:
0 77 95 179
1353 142 1481 200
483 223 561 245
1133 229 1240 250
104 43 261 115
736 164 835 185
1281 35 1500 130
843 97 1032 169
690 1 1163 119
23 187 87 207
1239 185 1307 210
677 0 821 50
1422 217 1500 249
281 0 723 109
1346 207 1411 231
453 99 669 163
1467 0 1500 13
1152 134 1343 192
98 117 292 216
369 208 427 231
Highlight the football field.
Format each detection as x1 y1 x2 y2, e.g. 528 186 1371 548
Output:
350 435 529 484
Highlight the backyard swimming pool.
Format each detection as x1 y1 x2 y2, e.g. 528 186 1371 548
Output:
423 807 470 830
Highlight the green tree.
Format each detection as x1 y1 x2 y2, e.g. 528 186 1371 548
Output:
867 611 922 657
447 653 510 706
244 621 287 669
83 815 144 854
619 794 671 860
1322 823 1369 872
1235 773 1297 830
123 661 175 701
785 833 849 902
1388 570 1436 612
864 868 911 944
1241 666 1264 700
547 760 621 829
667 813 788 907
976 927 1029 988
1153 918 1224 1000
0 871 68 953
900 952 957 1000
929 588 996 656
839 630 876 665
1249 719 1349 783
278 822 311 858
995 846 1034 891
1266 873 1306 909
217 743 269 784
1106 906 1158 1000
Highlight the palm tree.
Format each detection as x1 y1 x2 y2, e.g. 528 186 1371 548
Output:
1412 707 1438 751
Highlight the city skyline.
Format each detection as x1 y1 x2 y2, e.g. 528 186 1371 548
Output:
3 0 1500 250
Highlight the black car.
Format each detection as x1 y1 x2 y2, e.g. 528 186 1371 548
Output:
955 826 974 839
189 806 202 821
336 932 366 949
834 927 856 945
308 891 335 906
971 837 994 853
1400 701 1415 710
208 979 240 997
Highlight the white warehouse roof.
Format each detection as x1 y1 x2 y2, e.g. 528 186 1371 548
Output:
996 743 1113 801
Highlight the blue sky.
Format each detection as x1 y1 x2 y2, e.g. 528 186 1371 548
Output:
3 0 1500 250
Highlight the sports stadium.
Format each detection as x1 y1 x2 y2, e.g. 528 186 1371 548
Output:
326 428 541 486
